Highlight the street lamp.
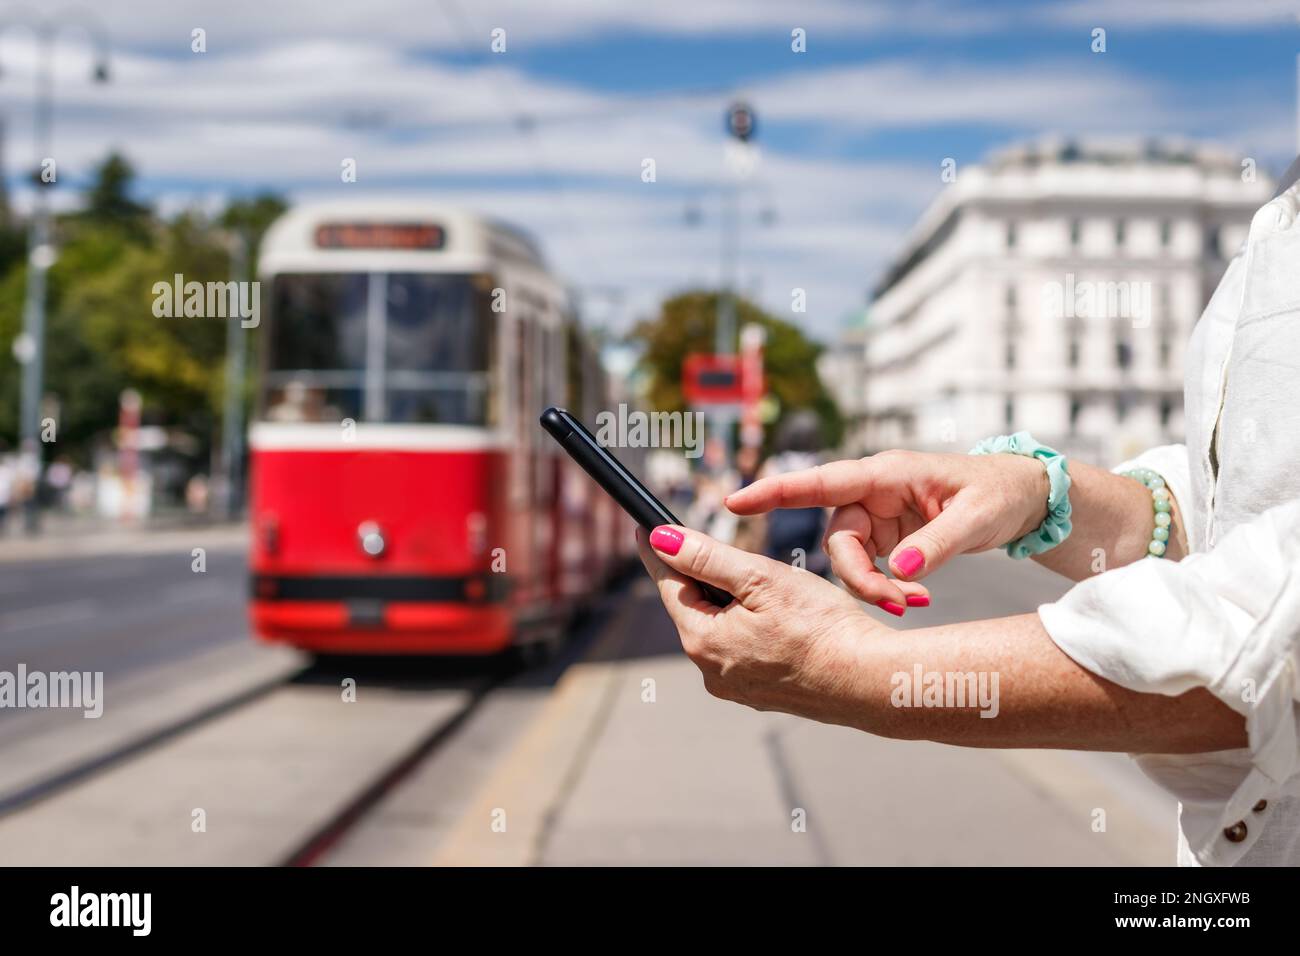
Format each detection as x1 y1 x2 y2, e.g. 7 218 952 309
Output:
2 7 111 533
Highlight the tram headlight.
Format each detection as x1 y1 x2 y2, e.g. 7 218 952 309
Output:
357 521 386 558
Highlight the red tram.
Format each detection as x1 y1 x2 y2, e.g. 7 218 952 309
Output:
248 203 634 655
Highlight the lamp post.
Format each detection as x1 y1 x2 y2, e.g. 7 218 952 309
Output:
709 101 759 469
3 8 110 533
220 230 251 520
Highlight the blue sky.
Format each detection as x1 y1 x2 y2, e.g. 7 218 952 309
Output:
2 0 1297 339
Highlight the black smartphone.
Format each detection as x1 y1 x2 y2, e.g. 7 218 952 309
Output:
540 406 734 607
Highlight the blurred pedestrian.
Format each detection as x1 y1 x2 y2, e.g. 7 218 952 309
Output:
0 447 12 535
759 410 827 573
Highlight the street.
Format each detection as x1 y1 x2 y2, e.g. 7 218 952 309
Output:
0 531 1178 865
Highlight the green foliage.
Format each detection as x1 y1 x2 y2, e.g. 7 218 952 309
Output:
632 290 843 450
0 153 287 465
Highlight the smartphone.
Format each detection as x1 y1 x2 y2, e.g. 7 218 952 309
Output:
540 406 734 607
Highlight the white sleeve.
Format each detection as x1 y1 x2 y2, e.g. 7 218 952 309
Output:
1038 495 1300 864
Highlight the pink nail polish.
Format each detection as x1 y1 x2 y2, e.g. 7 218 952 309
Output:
875 599 906 617
649 526 684 556
905 594 930 608
894 547 925 577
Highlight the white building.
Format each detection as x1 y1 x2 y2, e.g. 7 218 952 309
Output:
816 308 869 451
860 138 1274 465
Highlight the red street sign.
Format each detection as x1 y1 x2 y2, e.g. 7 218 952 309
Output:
683 353 744 405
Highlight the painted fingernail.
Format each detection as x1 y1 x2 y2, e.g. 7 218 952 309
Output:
875 599 906 617
893 547 925 577
906 594 931 608
649 526 684 556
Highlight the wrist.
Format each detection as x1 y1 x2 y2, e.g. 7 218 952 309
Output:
1008 454 1052 540
813 613 892 732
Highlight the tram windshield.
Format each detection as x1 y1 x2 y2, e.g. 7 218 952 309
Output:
262 272 495 426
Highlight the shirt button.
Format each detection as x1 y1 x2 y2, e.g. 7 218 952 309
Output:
1224 821 1248 843
1253 800 1267 813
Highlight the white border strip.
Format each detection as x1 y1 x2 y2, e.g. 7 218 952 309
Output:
249 422 510 452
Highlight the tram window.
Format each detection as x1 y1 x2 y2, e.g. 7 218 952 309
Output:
264 274 368 423
269 274 368 373
385 274 490 374
263 382 361 424
383 274 494 426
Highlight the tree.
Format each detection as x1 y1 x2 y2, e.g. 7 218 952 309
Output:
633 291 843 450
0 150 288 469
79 153 153 239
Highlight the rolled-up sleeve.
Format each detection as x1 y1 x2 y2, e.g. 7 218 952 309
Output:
1038 494 1300 865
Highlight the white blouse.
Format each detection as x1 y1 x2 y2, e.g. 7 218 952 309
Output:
1038 177 1300 866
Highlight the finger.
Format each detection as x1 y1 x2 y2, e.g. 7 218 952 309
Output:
822 505 908 613
724 460 874 515
636 528 716 619
887 495 985 582
894 579 933 608
645 525 780 606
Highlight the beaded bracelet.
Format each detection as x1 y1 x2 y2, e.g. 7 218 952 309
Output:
969 431 1072 559
1119 467 1172 558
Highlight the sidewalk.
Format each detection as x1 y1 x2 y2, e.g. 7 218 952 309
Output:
433 559 1178 866
0 515 248 563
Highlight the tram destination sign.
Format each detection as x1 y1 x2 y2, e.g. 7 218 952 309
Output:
315 222 446 250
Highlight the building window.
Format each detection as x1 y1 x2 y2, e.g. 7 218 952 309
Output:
1005 341 1016 370
1069 397 1082 435
1068 337 1080 369
1160 219 1172 249
1116 338 1132 371
1160 397 1173 428
1116 395 1130 424
1005 284 1017 312
1006 221 1018 250
1069 218 1082 250
1158 323 1173 369
1004 396 1015 428
1115 219 1126 249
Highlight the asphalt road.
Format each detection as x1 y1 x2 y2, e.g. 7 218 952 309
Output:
0 546 250 684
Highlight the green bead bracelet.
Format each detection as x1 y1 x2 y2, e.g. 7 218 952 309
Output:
1120 467 1172 558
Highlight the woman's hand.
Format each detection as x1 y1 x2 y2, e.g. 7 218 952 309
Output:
636 525 884 724
636 524 1243 754
725 450 1049 612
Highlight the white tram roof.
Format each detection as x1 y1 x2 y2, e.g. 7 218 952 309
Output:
259 200 548 277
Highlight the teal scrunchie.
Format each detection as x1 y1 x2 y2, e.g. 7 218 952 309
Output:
968 431 1072 559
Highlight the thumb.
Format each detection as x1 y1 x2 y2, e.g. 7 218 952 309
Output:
647 525 771 605
887 498 987 581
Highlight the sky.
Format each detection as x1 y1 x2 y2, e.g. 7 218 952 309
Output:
1 0 1298 341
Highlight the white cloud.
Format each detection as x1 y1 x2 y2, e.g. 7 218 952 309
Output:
753 59 1184 132
77 0 1004 52
0 5 1289 342
1047 0 1300 29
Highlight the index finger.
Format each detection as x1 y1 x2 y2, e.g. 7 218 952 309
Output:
725 460 872 515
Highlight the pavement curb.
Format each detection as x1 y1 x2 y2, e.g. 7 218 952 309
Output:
428 584 644 866
0 524 249 564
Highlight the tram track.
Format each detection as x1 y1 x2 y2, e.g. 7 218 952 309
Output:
0 575 630 866
0 666 302 820
0 655 514 866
